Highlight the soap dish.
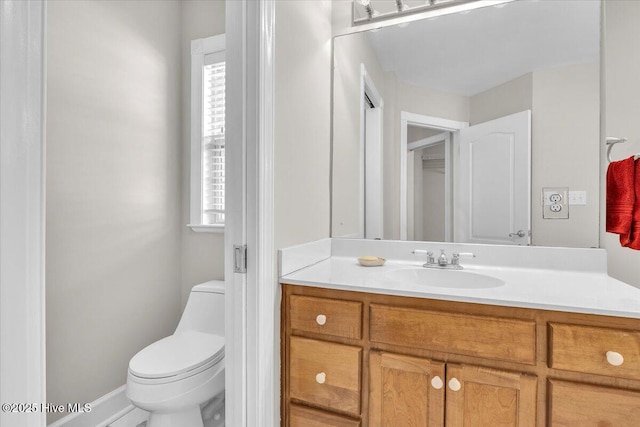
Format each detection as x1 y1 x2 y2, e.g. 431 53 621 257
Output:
358 256 386 267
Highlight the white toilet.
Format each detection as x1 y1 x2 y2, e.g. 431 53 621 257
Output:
126 280 225 427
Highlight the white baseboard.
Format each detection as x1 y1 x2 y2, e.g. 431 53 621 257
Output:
47 385 148 427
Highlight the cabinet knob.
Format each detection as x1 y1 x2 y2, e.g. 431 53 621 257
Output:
431 376 443 390
448 378 461 392
315 372 326 384
606 351 624 366
315 314 327 326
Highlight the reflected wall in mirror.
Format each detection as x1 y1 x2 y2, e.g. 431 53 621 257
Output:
331 0 600 248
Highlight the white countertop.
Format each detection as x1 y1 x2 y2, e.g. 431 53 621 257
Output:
279 239 640 319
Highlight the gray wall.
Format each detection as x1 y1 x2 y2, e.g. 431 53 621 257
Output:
180 0 226 307
46 1 226 423
531 62 600 248
275 0 332 251
471 64 600 248
469 73 533 126
273 3 333 420
602 0 640 287
332 32 387 238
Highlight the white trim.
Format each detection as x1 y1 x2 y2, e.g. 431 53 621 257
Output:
187 224 225 233
225 1 247 426
189 34 226 228
399 111 468 240
0 1 47 426
407 131 449 151
359 64 383 239
191 34 225 56
225 1 276 426
248 0 277 425
46 385 146 427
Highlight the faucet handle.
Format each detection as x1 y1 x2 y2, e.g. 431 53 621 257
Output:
412 249 436 265
453 252 476 259
426 251 434 264
452 252 475 266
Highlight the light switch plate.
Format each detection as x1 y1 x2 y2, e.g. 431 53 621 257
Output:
569 190 587 205
542 187 569 219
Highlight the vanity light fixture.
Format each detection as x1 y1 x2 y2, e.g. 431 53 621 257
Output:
355 0 375 19
353 0 516 27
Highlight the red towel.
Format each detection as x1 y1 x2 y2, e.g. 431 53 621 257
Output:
606 156 636 236
621 158 640 249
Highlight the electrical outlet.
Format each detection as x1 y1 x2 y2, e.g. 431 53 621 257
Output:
542 187 569 219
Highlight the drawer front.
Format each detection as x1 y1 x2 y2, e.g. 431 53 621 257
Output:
548 379 640 426
370 304 536 364
549 323 640 380
289 336 362 415
290 404 361 427
290 295 362 339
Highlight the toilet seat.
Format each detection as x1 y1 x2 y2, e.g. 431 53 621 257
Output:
129 330 224 384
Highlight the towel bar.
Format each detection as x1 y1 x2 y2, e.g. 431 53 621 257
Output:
606 136 633 163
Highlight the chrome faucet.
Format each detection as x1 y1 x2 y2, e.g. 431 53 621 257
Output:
438 249 448 266
413 249 476 270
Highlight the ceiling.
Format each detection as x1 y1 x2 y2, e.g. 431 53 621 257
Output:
365 0 600 96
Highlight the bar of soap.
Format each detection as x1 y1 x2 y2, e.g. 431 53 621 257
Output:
358 256 386 267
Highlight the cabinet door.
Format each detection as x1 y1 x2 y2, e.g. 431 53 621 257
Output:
445 364 537 427
549 379 640 426
369 351 445 427
289 404 361 427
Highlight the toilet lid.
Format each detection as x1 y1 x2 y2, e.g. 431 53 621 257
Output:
129 331 224 379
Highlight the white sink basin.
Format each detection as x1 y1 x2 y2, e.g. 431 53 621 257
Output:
384 268 505 289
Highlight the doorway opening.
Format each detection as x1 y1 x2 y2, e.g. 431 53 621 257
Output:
407 128 452 242
400 111 466 241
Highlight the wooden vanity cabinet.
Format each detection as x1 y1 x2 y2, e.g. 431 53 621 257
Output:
548 379 640 426
368 353 536 427
281 284 640 427
290 404 361 427
289 336 362 415
368 352 445 426
445 364 536 427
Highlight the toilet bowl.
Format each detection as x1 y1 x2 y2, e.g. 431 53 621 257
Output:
126 280 225 427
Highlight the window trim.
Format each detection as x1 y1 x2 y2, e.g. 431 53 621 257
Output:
188 34 226 233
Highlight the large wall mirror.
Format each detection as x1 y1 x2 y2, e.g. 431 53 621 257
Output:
331 0 601 248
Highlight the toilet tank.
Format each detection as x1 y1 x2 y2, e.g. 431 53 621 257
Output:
175 280 225 336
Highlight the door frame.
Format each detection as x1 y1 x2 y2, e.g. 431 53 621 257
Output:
399 111 468 240
0 1 47 426
360 64 383 239
5 1 277 426
226 1 277 426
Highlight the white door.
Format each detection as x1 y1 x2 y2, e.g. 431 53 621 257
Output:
456 110 531 245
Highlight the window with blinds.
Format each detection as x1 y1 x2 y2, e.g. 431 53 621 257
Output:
189 34 225 232
202 59 225 225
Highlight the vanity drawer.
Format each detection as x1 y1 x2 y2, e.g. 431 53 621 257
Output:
290 295 362 339
290 404 361 427
548 323 640 380
370 304 536 365
289 336 362 415
548 379 640 425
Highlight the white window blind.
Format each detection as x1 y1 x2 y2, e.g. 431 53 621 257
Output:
202 56 225 225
